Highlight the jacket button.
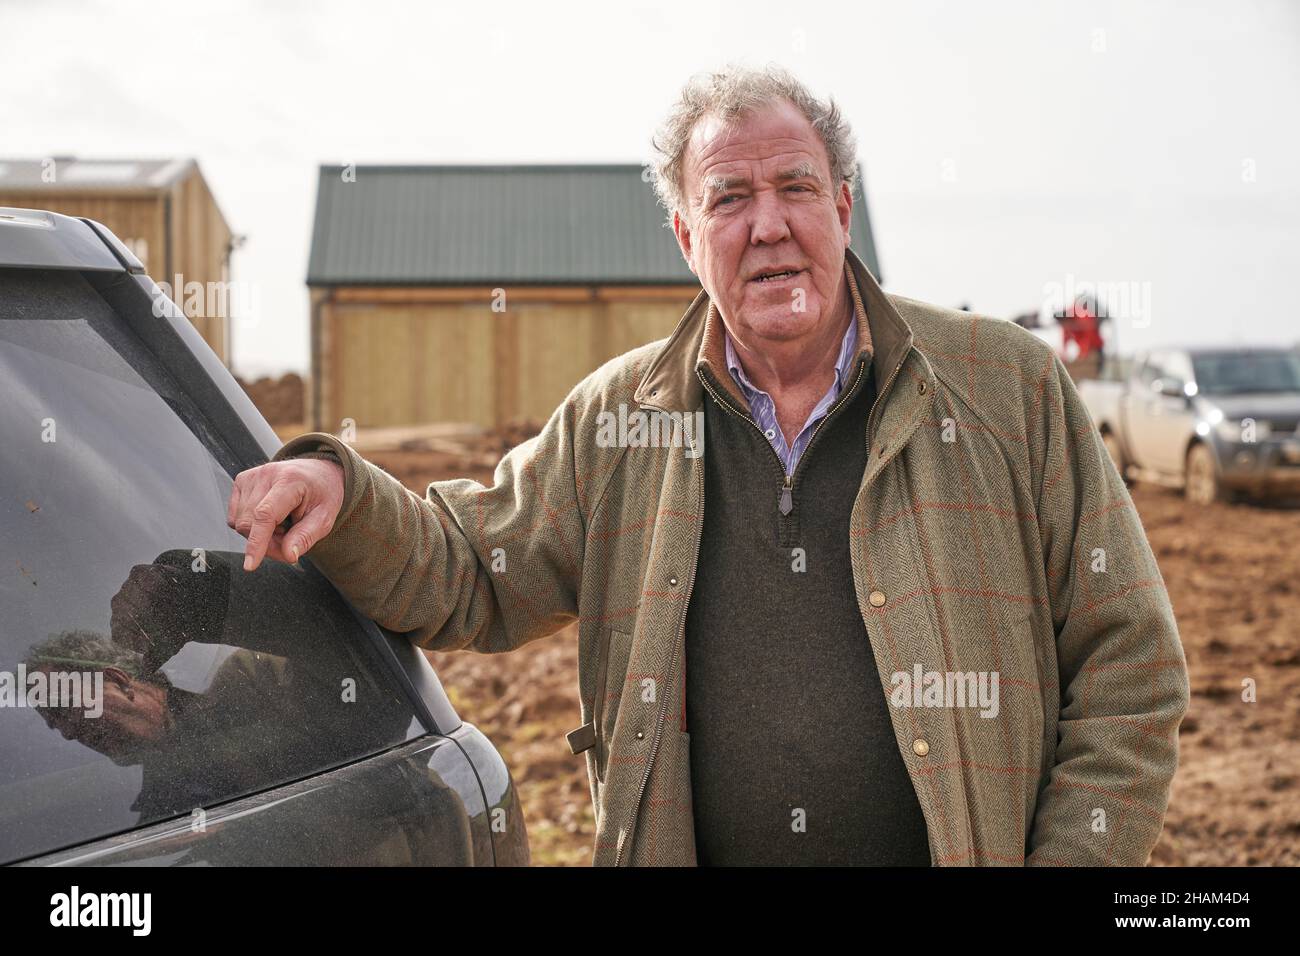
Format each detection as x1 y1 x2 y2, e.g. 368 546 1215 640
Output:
669 576 679 586
869 590 886 607
912 738 930 756
636 731 644 740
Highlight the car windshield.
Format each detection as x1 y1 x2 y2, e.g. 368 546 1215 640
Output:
1192 351 1300 395
0 269 422 864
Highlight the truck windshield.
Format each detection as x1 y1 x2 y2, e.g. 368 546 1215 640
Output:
1192 351 1300 395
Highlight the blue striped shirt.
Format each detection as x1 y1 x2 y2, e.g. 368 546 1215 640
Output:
724 315 858 476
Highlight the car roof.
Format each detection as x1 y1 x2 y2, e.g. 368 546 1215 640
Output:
0 207 140 273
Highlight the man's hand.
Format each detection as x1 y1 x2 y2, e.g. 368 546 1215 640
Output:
227 458 345 571
110 553 232 664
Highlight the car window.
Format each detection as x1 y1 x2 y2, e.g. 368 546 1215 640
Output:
1160 352 1193 385
0 269 423 863
1136 355 1163 387
1139 352 1181 391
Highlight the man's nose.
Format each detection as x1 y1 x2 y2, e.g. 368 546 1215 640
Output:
747 190 792 245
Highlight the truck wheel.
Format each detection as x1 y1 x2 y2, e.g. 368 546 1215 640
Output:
1185 443 1225 505
1101 432 1131 485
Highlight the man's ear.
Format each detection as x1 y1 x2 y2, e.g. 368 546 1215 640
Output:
103 666 133 692
672 210 698 275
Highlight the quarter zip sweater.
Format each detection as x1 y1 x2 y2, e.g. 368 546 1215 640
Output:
684 279 932 866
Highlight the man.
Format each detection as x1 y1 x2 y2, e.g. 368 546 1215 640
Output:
229 64 1189 866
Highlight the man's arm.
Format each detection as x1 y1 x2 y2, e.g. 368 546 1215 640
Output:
1025 351 1190 866
240 389 589 655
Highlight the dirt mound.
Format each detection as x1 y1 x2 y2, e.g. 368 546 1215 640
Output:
236 372 305 425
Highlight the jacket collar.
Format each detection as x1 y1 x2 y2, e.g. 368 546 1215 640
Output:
634 246 914 415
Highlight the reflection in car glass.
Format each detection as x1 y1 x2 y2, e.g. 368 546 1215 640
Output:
0 306 419 863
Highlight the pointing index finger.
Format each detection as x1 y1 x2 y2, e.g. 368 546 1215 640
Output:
242 480 305 572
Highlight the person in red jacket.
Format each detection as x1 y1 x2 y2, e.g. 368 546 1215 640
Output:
1059 294 1105 362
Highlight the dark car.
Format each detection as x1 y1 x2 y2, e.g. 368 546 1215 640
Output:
0 207 528 866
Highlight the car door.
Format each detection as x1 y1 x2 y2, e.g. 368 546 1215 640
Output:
1120 352 1159 469
1125 350 1185 475
1142 350 1196 474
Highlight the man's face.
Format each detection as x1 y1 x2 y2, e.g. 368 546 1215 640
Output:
672 97 852 349
37 666 169 765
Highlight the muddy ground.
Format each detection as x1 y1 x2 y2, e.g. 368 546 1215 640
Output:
273 418 1299 866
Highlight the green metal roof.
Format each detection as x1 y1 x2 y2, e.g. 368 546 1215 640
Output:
306 163 882 287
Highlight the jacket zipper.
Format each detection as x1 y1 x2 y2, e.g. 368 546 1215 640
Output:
867 354 908 460
698 369 787 495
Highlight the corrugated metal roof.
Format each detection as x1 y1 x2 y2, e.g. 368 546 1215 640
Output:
306 164 883 286
0 158 196 192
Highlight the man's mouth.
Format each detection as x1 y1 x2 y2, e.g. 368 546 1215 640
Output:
750 268 805 284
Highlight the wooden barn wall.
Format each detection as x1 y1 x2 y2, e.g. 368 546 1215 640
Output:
327 302 494 429
316 293 697 430
0 181 233 363
170 172 234 363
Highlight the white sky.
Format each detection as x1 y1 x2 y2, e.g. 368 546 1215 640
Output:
3 0 1298 377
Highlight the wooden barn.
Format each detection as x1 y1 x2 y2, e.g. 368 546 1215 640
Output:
306 163 883 430
0 157 235 363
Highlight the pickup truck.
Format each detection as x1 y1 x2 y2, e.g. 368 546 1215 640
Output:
1078 346 1300 505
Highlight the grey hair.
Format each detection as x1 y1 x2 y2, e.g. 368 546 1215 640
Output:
25 629 145 677
647 62 859 228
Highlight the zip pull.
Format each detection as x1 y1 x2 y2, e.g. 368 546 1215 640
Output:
779 474 793 516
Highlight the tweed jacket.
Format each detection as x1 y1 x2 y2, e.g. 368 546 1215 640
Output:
273 247 1190 867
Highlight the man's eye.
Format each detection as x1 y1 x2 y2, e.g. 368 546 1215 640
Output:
716 195 738 206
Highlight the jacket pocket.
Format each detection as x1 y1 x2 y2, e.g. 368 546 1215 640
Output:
595 626 634 783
